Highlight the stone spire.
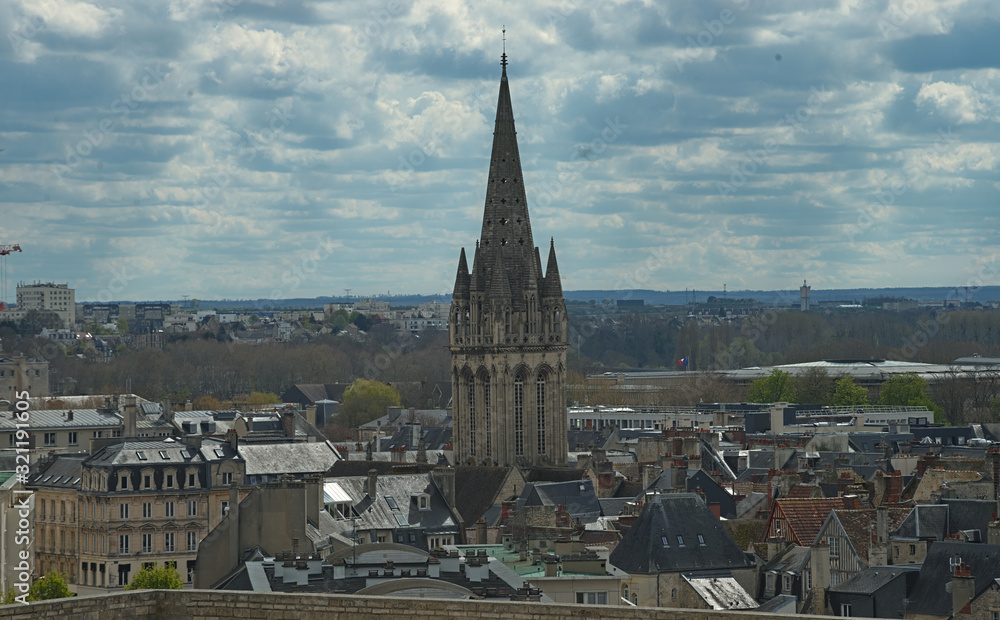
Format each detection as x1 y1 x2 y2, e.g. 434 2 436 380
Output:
452 247 470 299
541 238 563 298
476 51 536 310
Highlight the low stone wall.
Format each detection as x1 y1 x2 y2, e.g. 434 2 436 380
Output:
0 590 842 620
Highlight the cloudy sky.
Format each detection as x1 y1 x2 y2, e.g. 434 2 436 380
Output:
1 0 998 302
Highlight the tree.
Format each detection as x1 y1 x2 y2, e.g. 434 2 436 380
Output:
795 368 834 405
746 369 797 403
350 311 372 332
19 310 63 335
340 378 402 429
124 564 184 590
116 317 129 335
192 394 227 410
27 572 73 601
832 376 869 406
244 391 281 405
879 373 944 422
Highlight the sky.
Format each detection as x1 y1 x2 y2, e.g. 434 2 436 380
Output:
1 0 998 303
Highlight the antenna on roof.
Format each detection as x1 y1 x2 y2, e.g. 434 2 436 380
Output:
501 26 507 68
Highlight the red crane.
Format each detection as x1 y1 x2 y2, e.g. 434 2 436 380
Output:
0 244 22 309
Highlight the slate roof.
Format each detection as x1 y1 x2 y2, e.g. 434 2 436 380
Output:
687 470 737 519
904 541 1000 618
598 497 631 517
609 494 755 575
524 467 586 483
87 438 209 467
238 442 340 476
894 504 948 539
452 466 515 526
894 499 998 541
28 454 86 489
761 545 810 575
520 479 601 524
331 473 460 535
827 565 919 594
942 498 997 535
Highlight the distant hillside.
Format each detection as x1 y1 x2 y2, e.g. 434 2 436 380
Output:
97 286 1000 309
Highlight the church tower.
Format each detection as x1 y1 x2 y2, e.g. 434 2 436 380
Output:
449 49 569 468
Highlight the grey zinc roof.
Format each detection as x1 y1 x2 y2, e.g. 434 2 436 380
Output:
0 408 121 430
237 442 339 476
608 494 755 575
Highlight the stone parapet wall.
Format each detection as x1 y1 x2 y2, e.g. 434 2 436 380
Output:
0 589 842 620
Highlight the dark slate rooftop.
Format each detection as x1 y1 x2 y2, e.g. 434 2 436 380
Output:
28 454 86 489
827 565 919 595
608 494 754 575
87 438 209 467
904 541 1000 617
453 466 514 527
519 479 601 524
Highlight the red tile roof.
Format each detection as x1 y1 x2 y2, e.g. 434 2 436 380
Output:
772 498 856 545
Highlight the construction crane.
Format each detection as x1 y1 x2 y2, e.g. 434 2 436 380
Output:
0 244 22 310
957 285 978 305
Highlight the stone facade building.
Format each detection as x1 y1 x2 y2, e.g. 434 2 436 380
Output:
449 53 568 469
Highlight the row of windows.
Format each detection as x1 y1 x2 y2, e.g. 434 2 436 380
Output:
659 533 706 548
118 499 198 520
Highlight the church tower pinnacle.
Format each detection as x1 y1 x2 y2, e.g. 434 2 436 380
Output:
449 45 569 468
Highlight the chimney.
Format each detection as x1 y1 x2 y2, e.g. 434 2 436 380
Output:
886 472 903 503
476 519 487 545
543 556 558 577
281 406 296 438
431 467 457 514
767 536 787 561
228 483 240 572
642 464 659 489
305 474 322 526
951 561 976 616
870 505 889 566
67 409 74 421
161 400 173 423
367 469 377 499
809 543 831 616
123 394 138 438
226 429 238 452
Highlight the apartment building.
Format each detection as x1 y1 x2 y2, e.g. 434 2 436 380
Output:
15 282 76 327
28 436 248 594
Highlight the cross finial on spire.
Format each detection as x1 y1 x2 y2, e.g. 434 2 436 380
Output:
501 26 507 68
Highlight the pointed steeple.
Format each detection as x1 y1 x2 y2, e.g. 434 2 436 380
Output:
452 247 470 299
542 238 563 298
477 49 535 306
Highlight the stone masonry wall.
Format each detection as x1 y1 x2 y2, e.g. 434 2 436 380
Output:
0 589 845 620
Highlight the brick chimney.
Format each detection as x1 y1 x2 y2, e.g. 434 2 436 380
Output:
951 561 976 616
281 406 296 439
886 471 903 503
